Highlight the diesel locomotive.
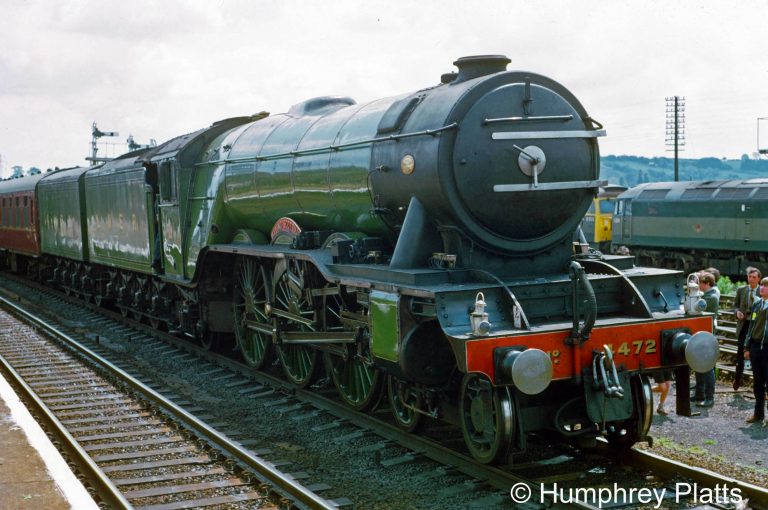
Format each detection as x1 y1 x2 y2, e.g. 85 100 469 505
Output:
0 55 719 464
579 184 627 253
613 179 768 277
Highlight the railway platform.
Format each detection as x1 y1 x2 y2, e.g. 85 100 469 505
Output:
0 372 98 510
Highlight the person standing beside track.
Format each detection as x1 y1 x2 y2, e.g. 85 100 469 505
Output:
693 271 718 408
733 267 761 391
744 276 768 425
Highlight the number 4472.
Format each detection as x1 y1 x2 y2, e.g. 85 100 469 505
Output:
609 339 657 356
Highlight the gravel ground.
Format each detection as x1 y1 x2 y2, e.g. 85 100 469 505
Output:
637 378 768 489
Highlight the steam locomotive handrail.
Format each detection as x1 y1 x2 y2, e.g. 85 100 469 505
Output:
194 122 459 167
491 129 606 140
484 114 574 124
494 179 604 192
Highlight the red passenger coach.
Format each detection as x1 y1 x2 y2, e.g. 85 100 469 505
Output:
0 174 43 267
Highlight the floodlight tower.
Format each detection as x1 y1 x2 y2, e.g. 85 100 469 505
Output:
665 96 686 181
86 122 118 165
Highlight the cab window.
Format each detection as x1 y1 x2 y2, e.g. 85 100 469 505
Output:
159 161 178 202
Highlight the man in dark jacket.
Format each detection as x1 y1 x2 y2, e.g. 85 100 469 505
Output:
733 267 761 390
744 276 768 425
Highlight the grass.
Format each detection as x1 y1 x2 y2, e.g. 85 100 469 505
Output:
656 436 716 453
653 436 768 477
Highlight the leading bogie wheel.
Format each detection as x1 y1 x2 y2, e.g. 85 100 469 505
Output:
233 257 273 369
459 372 515 464
387 375 424 432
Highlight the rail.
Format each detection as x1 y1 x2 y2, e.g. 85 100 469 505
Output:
0 294 337 510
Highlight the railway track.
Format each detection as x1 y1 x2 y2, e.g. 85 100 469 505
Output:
715 294 755 383
1 273 766 509
0 296 340 510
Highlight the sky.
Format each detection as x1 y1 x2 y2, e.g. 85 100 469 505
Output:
1 0 767 176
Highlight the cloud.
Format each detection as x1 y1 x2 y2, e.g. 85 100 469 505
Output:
1 0 767 173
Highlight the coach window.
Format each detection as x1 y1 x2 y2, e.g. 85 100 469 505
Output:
159 161 177 203
23 197 28 228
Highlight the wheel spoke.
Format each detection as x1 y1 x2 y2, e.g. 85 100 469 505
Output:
275 263 318 388
234 258 272 369
460 374 514 464
388 375 423 432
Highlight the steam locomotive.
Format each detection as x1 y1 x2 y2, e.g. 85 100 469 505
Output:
0 55 718 464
